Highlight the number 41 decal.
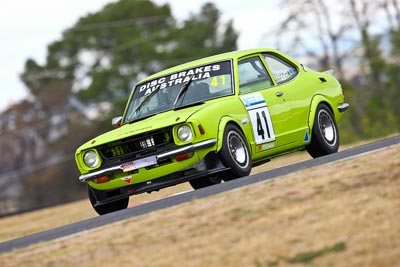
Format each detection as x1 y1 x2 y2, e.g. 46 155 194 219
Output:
240 93 276 145
248 106 276 144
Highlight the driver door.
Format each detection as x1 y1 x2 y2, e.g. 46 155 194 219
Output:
237 55 295 153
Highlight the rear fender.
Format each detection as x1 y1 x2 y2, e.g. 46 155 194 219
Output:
308 95 333 130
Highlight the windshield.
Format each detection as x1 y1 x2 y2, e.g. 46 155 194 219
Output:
123 60 233 123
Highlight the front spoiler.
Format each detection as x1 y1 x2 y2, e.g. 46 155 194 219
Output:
89 152 229 207
79 139 217 182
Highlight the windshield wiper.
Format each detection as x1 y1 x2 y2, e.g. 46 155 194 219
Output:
126 84 160 123
173 75 194 109
173 100 205 111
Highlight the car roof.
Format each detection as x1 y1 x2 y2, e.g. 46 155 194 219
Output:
141 48 281 82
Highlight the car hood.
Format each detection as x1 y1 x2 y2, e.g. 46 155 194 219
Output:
76 105 206 152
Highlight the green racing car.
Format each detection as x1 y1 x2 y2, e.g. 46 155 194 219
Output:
75 48 349 215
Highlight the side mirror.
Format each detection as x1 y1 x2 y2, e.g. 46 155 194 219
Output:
112 116 123 128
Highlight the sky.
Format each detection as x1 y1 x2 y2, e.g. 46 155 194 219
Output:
0 0 280 112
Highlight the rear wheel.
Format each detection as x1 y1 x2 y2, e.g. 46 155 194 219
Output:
219 124 251 180
307 103 339 158
88 186 129 215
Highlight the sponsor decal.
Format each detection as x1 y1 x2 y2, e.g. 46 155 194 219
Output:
240 93 265 108
121 155 157 172
241 93 276 145
116 126 153 137
304 130 309 142
121 176 132 184
273 68 296 83
134 61 232 98
257 142 275 152
121 162 136 172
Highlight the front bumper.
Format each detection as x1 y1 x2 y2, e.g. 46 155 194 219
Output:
89 152 229 206
79 139 217 182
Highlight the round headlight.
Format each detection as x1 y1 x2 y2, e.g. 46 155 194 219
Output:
83 150 99 168
177 125 193 142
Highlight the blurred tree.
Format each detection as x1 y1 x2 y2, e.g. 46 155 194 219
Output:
349 0 384 85
271 0 400 142
168 3 238 64
383 28 400 129
0 0 238 214
349 0 400 136
269 0 354 80
22 0 175 120
382 0 400 126
21 0 238 127
382 0 400 32
22 1 238 121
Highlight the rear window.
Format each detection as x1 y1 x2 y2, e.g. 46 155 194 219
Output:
263 54 298 84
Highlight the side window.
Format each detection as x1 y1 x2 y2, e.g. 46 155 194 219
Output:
238 56 273 94
263 54 298 84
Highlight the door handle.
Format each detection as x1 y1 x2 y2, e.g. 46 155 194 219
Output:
276 91 284 97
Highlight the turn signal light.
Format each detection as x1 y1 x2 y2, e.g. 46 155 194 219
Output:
198 124 205 135
175 152 194 162
95 176 110 184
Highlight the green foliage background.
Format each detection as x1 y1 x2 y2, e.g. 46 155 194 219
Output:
340 29 400 142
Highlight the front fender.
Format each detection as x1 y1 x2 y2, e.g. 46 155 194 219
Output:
216 116 253 155
216 116 234 152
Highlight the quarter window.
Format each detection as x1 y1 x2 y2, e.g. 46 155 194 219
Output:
238 56 273 94
263 54 297 84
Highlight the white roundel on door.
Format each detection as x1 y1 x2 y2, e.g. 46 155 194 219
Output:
240 93 276 145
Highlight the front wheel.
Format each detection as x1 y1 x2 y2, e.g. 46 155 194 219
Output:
189 176 222 190
306 103 339 158
88 186 129 215
219 124 252 180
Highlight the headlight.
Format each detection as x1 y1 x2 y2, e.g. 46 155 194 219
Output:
83 150 99 168
177 125 193 142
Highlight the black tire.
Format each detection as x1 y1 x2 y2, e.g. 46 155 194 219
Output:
306 103 339 158
88 186 129 215
219 124 251 180
189 176 222 190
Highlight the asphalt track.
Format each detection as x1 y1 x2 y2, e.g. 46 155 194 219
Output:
0 135 399 253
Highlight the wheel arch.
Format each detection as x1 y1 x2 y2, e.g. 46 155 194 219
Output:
308 95 335 131
216 116 249 152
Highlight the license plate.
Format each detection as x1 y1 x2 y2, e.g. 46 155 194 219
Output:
121 155 157 172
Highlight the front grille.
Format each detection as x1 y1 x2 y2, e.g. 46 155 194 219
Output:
97 128 173 162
